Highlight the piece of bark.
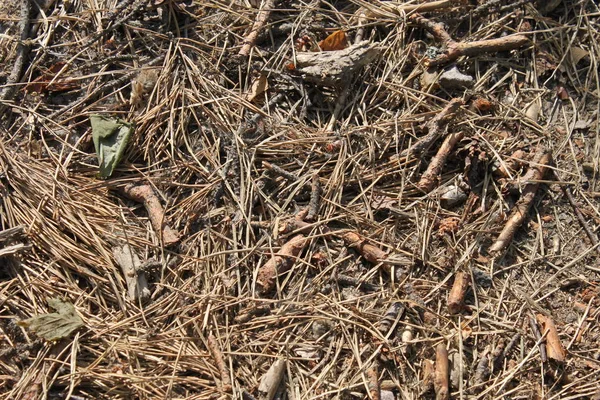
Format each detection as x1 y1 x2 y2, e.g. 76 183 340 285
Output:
421 359 435 395
207 334 232 392
342 231 387 264
536 314 566 362
239 0 276 57
402 99 464 159
263 161 299 182
489 147 551 254
306 173 322 221
418 130 465 192
234 305 271 324
447 271 469 314
528 314 548 363
366 362 380 400
294 41 380 86
121 183 180 246
435 343 450 400
474 347 491 384
112 244 150 302
378 302 405 335
258 359 285 400
0 225 25 243
256 235 307 293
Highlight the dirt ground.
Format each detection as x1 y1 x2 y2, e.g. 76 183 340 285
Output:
1 0 600 399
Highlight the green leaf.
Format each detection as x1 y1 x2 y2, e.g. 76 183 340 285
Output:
90 115 134 178
17 298 84 341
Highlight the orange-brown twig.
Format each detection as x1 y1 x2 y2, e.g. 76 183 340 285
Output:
489 147 551 254
207 334 232 392
342 231 387 264
256 234 307 293
434 343 450 400
447 271 469 314
537 314 566 362
494 149 527 179
402 99 463 159
528 313 548 363
411 13 529 67
418 130 465 192
239 0 276 57
122 183 180 246
366 362 380 400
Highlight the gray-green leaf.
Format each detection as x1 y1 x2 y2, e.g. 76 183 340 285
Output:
18 298 84 341
90 115 134 178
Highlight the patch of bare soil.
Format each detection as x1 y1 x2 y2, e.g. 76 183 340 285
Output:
1 0 600 399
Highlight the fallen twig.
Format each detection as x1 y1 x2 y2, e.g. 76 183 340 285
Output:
418 130 465 192
239 0 277 57
536 314 566 362
447 271 469 314
207 334 232 392
421 359 435 396
0 225 25 243
493 149 527 179
411 13 529 67
256 234 307 293
528 314 548 363
121 183 180 246
435 343 450 400
489 147 551 254
258 358 285 400
366 362 380 400
341 231 387 264
306 173 322 221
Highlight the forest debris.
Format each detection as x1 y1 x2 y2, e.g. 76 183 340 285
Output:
528 314 548 363
342 231 387 264
318 30 348 51
0 225 25 242
334 274 379 292
418 129 465 192
305 173 322 221
380 390 395 400
24 62 79 94
447 271 469 314
263 161 299 182
130 68 159 106
18 298 84 341
421 359 435 395
121 183 180 246
402 98 464 159
234 305 271 324
90 115 134 178
207 334 232 392
536 314 566 362
439 184 468 208
366 362 380 400
439 66 473 89
365 0 459 18
245 73 269 103
400 326 414 355
411 13 528 66
112 244 150 302
239 0 276 57
378 302 405 335
293 41 380 86
489 147 551 254
256 234 307 293
258 358 285 400
493 149 527 179
435 343 450 400
474 347 491 383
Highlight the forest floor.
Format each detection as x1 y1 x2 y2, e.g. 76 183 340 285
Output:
1 0 600 399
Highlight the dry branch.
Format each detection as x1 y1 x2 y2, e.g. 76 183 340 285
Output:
402 98 463 159
489 147 551 254
342 231 387 264
536 314 566 362
258 359 286 400
528 314 548 363
239 0 277 57
411 13 529 66
447 271 469 314
366 363 380 400
256 234 307 293
435 343 450 400
207 334 232 392
112 244 150 302
418 130 465 192
121 183 179 246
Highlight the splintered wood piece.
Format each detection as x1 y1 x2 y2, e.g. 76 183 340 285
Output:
342 231 387 264
434 343 450 400
122 183 179 246
294 41 380 86
536 314 566 362
447 272 469 314
489 147 551 254
113 244 150 302
418 130 465 192
366 363 380 400
207 334 232 392
258 359 286 400
256 234 307 293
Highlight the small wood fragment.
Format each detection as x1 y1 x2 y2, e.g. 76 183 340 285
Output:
0 225 25 243
263 161 299 182
528 314 548 363
447 271 469 314
418 130 465 192
258 359 285 400
256 235 307 293
378 302 405 335
342 231 387 264
112 244 150 302
474 347 491 383
306 173 322 221
121 183 179 246
494 149 527 179
421 359 435 395
536 314 566 362
366 362 380 400
489 147 551 254
434 343 450 400
207 334 232 392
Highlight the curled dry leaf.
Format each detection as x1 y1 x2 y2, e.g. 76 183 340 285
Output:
18 298 84 341
245 73 269 102
318 30 348 51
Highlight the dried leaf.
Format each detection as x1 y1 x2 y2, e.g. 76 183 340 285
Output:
318 30 348 51
569 47 589 65
18 298 84 341
90 115 134 178
245 73 268 102
24 62 78 93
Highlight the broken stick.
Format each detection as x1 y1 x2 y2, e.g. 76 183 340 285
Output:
256 234 307 293
258 358 285 400
418 130 465 192
366 362 380 400
435 343 450 400
239 0 276 57
447 271 469 314
207 334 232 392
528 314 548 363
489 147 551 254
536 314 566 362
121 183 180 246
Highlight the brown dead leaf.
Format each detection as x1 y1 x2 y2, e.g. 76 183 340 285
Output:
568 46 589 65
318 30 348 51
24 62 78 93
245 74 268 102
